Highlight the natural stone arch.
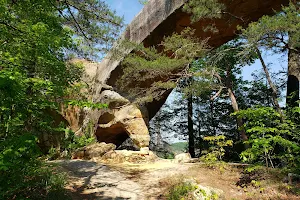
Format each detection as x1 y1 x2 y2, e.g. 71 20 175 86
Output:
64 0 291 149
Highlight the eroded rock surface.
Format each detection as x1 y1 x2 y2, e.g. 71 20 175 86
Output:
93 0 289 120
71 142 156 164
96 91 150 148
175 153 192 163
61 60 151 149
72 142 116 159
101 149 157 164
63 0 289 151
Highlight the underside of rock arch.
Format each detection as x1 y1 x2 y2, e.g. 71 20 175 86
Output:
66 0 290 149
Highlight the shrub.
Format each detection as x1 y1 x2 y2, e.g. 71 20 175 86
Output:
167 182 197 200
235 107 300 170
48 128 96 159
0 134 68 199
200 135 233 163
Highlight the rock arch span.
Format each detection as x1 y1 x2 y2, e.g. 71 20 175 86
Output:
69 0 289 148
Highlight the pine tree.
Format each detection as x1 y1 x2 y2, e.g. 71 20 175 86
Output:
239 2 300 108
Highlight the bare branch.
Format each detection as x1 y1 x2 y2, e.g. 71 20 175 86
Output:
210 87 223 101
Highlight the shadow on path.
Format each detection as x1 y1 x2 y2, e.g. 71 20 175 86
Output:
56 160 144 200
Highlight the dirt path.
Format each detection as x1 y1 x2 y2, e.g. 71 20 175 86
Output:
55 159 300 200
56 159 189 200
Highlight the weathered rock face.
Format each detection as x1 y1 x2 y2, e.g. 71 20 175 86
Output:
61 60 150 149
117 138 140 151
65 0 289 150
95 91 150 148
63 59 98 134
101 148 157 164
72 142 116 159
71 142 157 164
93 0 289 119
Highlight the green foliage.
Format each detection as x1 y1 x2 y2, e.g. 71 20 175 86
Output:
164 152 176 159
119 28 209 103
65 130 96 152
183 0 225 22
195 189 219 200
47 127 96 160
167 182 197 200
66 100 108 109
200 135 233 163
239 2 300 53
171 142 188 153
138 0 148 5
54 0 123 59
187 42 256 99
235 107 300 170
0 0 122 138
0 134 68 199
0 1 122 199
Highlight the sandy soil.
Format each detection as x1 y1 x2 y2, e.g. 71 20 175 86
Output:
54 160 300 200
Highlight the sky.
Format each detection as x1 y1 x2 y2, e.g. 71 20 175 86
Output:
106 0 144 25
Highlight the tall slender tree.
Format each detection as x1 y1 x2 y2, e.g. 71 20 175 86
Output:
240 2 300 108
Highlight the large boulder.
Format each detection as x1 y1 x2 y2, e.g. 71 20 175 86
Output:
117 138 140 151
96 100 150 148
101 149 157 164
174 153 192 163
193 185 224 200
72 142 116 159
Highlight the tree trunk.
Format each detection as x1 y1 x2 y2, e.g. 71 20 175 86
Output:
155 120 161 147
287 47 300 108
227 87 248 141
256 48 284 119
224 67 248 141
188 94 195 158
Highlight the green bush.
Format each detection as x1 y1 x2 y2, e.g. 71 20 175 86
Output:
165 152 175 159
235 107 300 170
64 129 96 152
0 134 68 199
47 128 96 159
200 135 233 163
167 182 197 200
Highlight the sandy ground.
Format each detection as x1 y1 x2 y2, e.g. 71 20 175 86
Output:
54 159 300 200
56 159 189 200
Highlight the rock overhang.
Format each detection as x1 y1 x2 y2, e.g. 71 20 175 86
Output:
96 0 289 119
69 0 290 149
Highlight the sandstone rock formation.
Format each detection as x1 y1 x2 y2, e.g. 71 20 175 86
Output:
93 0 289 119
72 142 116 159
101 148 157 164
72 142 157 164
175 153 192 163
65 0 289 150
117 138 140 151
96 91 150 148
62 60 150 149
